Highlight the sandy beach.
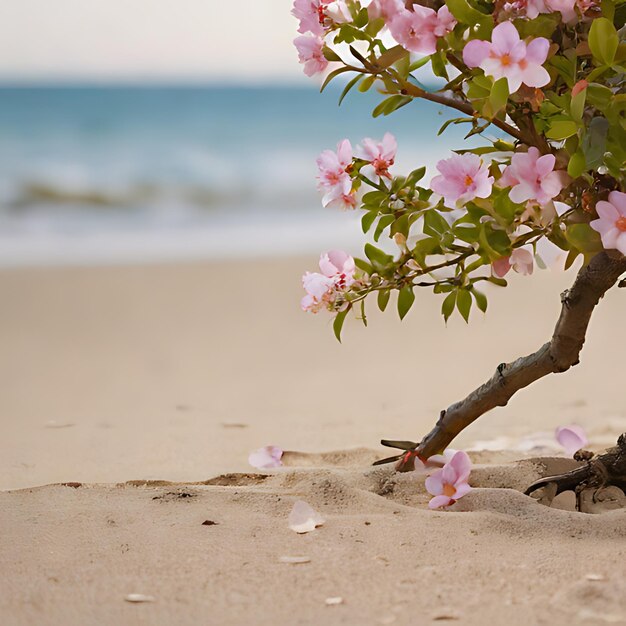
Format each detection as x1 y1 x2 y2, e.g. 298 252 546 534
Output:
1 258 625 625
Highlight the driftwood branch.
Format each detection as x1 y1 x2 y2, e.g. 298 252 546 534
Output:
524 433 626 497
393 250 626 471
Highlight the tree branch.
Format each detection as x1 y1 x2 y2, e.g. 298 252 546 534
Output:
398 80 530 146
393 251 626 471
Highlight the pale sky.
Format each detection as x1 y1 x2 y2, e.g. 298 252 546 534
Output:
0 0 305 82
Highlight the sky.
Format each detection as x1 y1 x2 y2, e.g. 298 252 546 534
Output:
0 0 304 83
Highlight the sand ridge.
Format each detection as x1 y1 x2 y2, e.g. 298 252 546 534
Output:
1 451 625 626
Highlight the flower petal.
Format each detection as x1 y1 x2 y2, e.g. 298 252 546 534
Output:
288 500 325 533
555 425 588 457
462 39 491 68
428 495 453 509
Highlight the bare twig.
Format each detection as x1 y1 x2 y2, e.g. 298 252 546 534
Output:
391 250 626 471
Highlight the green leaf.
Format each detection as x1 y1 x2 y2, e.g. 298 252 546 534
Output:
586 84 613 111
588 17 619 65
375 44 408 69
320 67 353 92
397 286 415 320
354 257 373 274
567 150 587 178
430 50 449 80
545 120 579 140
564 248 580 271
322 46 343 62
582 116 609 169
423 209 450 237
377 289 390 312
570 88 586 121
358 75 376 93
456 289 472 323
333 309 348 342
438 117 474 136
339 74 364 106
446 0 492 36
406 166 426 186
372 95 412 117
471 288 488 313
441 291 456 322
565 223 603 254
489 78 509 116
374 214 395 241
364 243 393 269
361 211 378 234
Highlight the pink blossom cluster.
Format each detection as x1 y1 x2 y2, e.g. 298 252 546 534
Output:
463 22 550 94
385 3 457 55
317 134 397 208
292 0 351 76
317 139 356 209
424 450 472 509
357 132 397 183
430 153 494 208
503 0 597 23
499 147 568 206
301 250 357 313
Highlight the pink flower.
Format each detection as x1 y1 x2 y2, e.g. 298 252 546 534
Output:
499 148 567 206
434 6 457 36
292 0 326 35
292 0 351 34
555 425 589 456
326 190 358 210
425 450 472 509
319 249 356 285
357 132 397 182
249 445 283 469
324 0 352 25
317 139 354 207
505 0 549 18
504 0 588 22
430 153 494 208
388 6 439 55
368 0 405 21
546 0 577 21
301 250 356 312
492 247 534 277
590 191 626 256
463 22 550 93
294 35 329 77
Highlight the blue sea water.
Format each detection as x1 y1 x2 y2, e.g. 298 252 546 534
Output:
0 85 476 265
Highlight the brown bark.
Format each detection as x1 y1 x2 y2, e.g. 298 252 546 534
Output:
391 250 626 471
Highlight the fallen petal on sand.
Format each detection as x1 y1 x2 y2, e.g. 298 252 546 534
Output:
555 425 588 456
288 500 325 533
124 594 155 603
278 555 311 564
248 445 283 469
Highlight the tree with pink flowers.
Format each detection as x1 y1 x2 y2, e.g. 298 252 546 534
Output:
294 0 626 500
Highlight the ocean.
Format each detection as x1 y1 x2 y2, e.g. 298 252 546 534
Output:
0 85 477 266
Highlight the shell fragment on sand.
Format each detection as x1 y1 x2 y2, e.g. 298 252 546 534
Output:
288 500 325 534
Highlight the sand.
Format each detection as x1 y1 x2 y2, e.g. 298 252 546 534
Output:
1 258 625 625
